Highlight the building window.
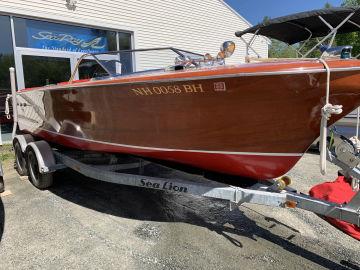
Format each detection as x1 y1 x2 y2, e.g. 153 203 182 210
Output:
13 17 117 53
118 32 133 74
22 55 72 88
12 17 134 89
0 15 15 141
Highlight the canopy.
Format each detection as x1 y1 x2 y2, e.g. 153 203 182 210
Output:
235 7 360 45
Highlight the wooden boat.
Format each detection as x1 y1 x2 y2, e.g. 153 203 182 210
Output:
15 8 360 180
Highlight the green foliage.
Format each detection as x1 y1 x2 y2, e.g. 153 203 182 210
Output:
333 0 360 56
0 144 14 162
341 0 360 6
336 32 360 56
262 16 271 25
298 39 322 58
268 39 297 58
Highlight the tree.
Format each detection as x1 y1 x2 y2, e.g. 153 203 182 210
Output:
335 0 360 56
269 39 297 58
298 39 322 58
262 16 271 25
341 0 360 6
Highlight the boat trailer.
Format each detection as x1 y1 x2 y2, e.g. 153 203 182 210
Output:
10 133 360 228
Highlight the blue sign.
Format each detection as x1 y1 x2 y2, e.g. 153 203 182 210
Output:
26 20 108 53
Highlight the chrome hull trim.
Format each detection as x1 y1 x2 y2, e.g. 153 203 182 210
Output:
17 66 360 93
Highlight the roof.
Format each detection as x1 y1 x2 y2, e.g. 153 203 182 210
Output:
235 7 360 44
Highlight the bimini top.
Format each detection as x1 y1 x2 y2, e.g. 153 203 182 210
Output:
235 7 360 44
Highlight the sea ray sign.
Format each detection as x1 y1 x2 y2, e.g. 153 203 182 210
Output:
26 20 108 53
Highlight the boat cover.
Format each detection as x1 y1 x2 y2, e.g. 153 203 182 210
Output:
235 7 360 44
309 176 360 240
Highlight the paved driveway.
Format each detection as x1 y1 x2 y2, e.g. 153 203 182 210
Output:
0 152 359 270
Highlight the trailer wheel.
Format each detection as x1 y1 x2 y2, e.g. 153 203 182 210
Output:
14 139 28 176
26 148 53 189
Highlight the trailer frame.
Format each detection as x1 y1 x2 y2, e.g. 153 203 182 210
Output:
10 134 360 227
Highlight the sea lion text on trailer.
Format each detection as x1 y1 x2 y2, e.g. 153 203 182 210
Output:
131 84 204 96
140 179 188 193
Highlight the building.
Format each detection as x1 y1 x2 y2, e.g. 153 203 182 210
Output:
0 0 268 142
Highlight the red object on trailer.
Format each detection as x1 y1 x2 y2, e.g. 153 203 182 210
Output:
309 176 360 240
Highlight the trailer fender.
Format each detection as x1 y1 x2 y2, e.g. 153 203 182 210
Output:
13 134 34 153
25 141 56 174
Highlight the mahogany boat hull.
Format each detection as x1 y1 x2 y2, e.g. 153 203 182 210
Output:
16 60 360 180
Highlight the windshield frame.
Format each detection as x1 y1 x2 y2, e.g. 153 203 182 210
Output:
69 47 204 82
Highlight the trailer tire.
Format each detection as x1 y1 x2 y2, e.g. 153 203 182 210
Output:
26 148 53 189
13 139 28 176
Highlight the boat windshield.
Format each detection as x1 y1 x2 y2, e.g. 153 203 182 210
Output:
70 47 204 82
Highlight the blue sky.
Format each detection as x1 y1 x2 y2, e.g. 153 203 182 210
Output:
225 0 343 25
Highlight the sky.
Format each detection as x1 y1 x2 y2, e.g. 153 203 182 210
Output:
225 0 343 25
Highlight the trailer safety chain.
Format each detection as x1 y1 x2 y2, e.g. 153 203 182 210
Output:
5 94 11 120
318 58 343 175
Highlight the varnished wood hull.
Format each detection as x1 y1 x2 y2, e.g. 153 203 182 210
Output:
16 59 360 180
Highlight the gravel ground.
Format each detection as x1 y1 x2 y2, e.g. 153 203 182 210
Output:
0 149 359 270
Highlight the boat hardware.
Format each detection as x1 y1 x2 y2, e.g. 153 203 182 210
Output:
334 140 360 168
270 176 292 191
326 105 360 192
69 47 204 82
328 143 360 192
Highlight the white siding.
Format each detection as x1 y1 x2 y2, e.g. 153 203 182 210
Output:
0 0 268 68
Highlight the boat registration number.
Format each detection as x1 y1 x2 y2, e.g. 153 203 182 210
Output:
131 84 204 96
